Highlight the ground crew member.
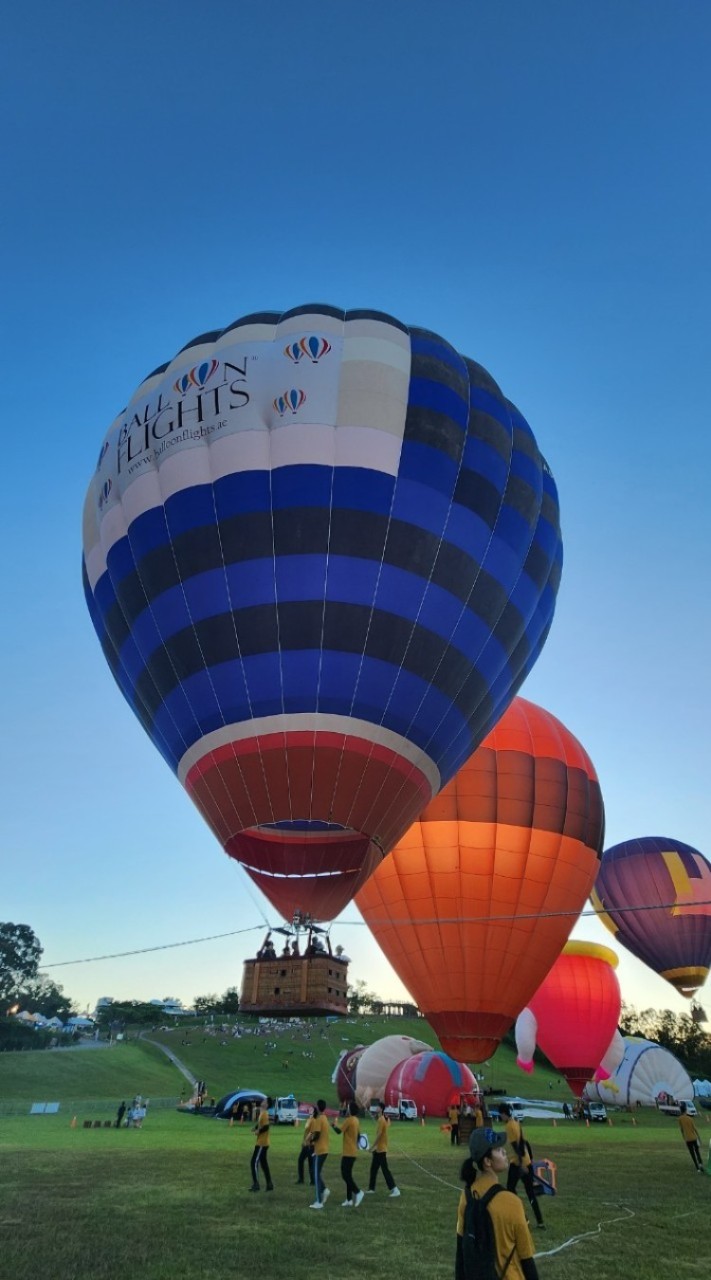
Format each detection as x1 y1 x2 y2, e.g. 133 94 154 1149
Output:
456 1127 539 1280
678 1102 704 1171
366 1104 400 1196
499 1104 544 1228
249 1096 274 1192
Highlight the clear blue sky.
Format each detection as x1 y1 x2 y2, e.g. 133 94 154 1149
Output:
3 2 710 1024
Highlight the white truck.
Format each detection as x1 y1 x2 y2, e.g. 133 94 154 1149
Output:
268 1095 299 1125
383 1098 418 1121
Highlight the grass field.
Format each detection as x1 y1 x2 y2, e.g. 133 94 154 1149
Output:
1 1019 709 1279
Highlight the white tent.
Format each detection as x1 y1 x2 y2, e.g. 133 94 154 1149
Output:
583 1037 693 1107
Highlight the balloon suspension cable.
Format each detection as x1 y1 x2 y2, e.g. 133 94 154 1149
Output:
41 895 711 969
335 897 711 929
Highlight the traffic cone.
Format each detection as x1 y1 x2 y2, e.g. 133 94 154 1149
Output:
585 1119 590 1128
70 1116 77 1128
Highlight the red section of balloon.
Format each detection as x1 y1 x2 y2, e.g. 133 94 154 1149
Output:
384 1051 476 1118
527 944 621 1096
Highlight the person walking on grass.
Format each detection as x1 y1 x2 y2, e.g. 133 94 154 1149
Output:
456 1128 539 1280
297 1106 316 1186
678 1103 704 1172
332 1101 364 1207
249 1096 274 1192
449 1100 460 1145
366 1104 400 1197
309 1099 331 1209
498 1104 544 1230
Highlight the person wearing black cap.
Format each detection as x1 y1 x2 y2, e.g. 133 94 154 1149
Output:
456 1127 539 1280
498 1104 544 1229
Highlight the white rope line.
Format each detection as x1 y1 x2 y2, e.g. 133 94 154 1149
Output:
535 1203 635 1258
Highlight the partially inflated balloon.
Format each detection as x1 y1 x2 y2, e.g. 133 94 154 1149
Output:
83 307 561 920
591 837 711 997
515 941 621 1096
357 697 604 1061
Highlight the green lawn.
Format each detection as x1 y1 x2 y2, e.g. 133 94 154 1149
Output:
0 1108 709 1279
1 1020 709 1278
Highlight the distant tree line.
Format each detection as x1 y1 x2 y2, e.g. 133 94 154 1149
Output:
619 1001 711 1077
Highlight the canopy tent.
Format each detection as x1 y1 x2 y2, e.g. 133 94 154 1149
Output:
214 1089 266 1120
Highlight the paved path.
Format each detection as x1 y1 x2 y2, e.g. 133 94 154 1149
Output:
139 1033 197 1088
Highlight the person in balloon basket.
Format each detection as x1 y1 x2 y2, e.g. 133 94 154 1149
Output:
308 1099 331 1208
456 1128 539 1280
249 1096 274 1192
332 1101 365 1207
678 1102 704 1172
366 1104 400 1198
498 1105 544 1229
296 1106 316 1186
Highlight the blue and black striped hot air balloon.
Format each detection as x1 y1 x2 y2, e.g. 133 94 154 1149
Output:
82 305 563 921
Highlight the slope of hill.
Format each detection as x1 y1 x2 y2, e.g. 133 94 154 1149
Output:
0 1015 568 1108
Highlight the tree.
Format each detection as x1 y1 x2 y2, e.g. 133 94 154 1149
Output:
220 987 240 1015
16 975 75 1021
194 993 222 1016
0 922 42 1005
619 1003 711 1078
347 979 378 1015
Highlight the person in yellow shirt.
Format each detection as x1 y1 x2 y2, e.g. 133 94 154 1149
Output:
249 1096 274 1192
499 1104 544 1229
332 1102 364 1207
366 1104 400 1196
455 1127 539 1280
473 1104 484 1129
309 1099 331 1208
449 1101 460 1146
297 1106 316 1185
678 1103 704 1171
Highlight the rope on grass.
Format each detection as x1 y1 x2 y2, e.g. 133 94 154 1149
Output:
536 1203 636 1259
387 1137 462 1192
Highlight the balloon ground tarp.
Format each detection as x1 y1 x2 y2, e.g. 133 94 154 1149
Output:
83 306 562 923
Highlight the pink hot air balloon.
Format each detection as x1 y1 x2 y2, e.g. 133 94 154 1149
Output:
514 941 621 1096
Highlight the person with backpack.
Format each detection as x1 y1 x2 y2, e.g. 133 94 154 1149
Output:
498 1104 544 1230
455 1128 539 1280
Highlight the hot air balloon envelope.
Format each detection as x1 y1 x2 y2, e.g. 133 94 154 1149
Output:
83 307 562 920
357 697 604 1061
522 941 621 1096
384 1050 476 1117
592 837 711 997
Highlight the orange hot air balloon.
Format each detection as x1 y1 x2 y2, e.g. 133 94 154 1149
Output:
356 697 604 1063
515 941 621 1096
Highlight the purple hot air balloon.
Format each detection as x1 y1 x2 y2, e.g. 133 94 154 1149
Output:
591 837 711 997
